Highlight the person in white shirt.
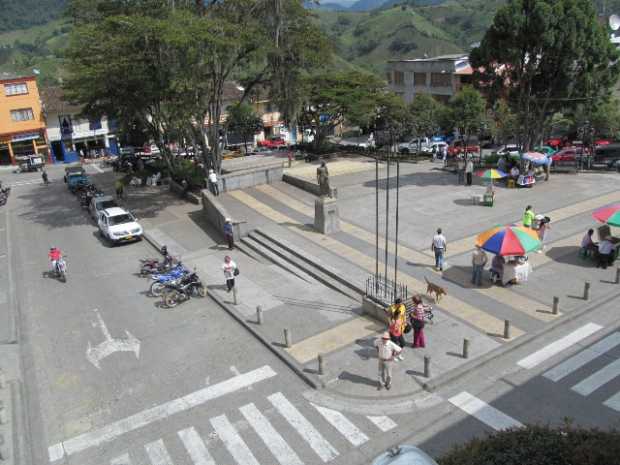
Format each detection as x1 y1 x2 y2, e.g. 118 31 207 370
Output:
471 244 488 286
431 228 447 271
597 237 615 269
222 255 237 292
374 331 402 390
465 156 474 186
208 169 219 196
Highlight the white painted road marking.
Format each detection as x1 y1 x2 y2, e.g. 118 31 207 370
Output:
544 332 620 382
449 392 524 431
268 392 338 462
311 403 368 446
603 391 620 412
86 308 141 369
145 439 174 465
517 323 603 369
210 414 260 465
178 427 216 465
47 365 277 461
239 402 304 465
572 358 620 396
110 452 132 465
366 415 397 432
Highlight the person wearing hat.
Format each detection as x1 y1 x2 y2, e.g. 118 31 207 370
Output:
471 243 488 286
208 169 219 196
223 218 234 250
374 331 402 390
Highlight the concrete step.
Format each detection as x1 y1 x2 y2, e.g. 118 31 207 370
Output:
239 235 319 285
249 228 364 302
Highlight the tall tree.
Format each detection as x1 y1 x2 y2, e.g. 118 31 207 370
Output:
448 86 487 148
408 93 445 139
470 0 619 150
225 103 263 154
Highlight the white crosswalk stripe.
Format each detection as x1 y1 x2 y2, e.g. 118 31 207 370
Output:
603 391 620 412
144 439 174 465
210 414 261 465
110 453 132 465
268 392 339 462
367 415 397 432
311 403 369 446
239 403 304 465
449 392 523 431
544 332 620 382
572 358 620 396
178 427 216 465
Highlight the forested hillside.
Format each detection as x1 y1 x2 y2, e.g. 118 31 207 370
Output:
0 0 67 33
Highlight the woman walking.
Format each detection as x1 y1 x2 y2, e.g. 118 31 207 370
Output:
222 255 238 292
388 315 406 361
410 295 426 348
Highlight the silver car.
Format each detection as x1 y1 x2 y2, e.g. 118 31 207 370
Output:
372 446 439 465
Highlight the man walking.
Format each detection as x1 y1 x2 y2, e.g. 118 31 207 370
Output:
471 244 488 286
432 228 447 271
223 218 234 250
208 169 219 196
374 331 402 390
465 155 474 186
456 156 465 184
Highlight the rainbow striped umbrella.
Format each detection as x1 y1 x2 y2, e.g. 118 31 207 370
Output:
476 225 541 256
476 169 507 180
592 204 620 227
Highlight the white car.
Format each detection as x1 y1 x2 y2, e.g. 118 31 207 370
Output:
97 207 143 244
421 141 448 154
398 137 432 153
496 144 521 157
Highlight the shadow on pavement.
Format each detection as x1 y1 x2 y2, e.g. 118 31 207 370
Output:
337 370 377 387
546 246 593 266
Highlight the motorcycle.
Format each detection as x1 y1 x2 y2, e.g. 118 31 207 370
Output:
162 272 206 308
149 265 189 296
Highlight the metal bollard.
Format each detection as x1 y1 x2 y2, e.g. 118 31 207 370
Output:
256 305 263 325
504 320 511 339
232 286 238 305
284 329 292 348
318 354 324 375
584 281 591 300
552 296 560 315
423 356 431 378
616 267 620 285
462 339 470 359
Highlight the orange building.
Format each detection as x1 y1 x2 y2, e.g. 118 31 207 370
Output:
0 74 49 165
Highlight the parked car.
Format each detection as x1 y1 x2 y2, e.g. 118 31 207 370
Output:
398 137 431 153
448 139 480 156
422 141 448 154
67 172 90 192
64 166 86 182
17 155 44 172
593 143 620 169
89 195 118 221
97 207 143 244
533 146 557 156
257 137 286 149
595 139 613 147
496 144 521 157
551 147 582 162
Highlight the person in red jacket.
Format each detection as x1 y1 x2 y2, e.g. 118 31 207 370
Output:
48 247 62 271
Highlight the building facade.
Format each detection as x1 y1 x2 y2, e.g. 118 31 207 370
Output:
0 74 49 165
41 87 119 163
386 54 473 104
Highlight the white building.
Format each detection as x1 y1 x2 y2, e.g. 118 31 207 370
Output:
41 87 119 163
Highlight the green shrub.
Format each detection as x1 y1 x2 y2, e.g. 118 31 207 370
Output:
171 159 205 190
438 425 620 465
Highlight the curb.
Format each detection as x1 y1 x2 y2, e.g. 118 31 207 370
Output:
142 230 323 390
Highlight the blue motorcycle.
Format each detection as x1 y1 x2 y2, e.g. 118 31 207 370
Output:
149 264 189 296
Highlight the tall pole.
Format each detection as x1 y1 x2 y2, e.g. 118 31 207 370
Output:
393 159 400 296
375 156 379 290
384 141 390 290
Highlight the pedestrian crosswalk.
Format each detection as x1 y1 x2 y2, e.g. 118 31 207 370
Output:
102 391 397 465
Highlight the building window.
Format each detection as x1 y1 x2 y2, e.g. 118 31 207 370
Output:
413 72 427 87
4 82 28 96
10 108 35 122
430 73 452 88
393 71 404 85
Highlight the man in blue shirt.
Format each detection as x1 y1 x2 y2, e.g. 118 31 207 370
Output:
223 218 234 250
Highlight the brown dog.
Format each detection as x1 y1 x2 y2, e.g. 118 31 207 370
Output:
425 276 446 303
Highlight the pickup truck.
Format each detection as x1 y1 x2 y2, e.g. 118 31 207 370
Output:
67 172 90 193
448 140 480 156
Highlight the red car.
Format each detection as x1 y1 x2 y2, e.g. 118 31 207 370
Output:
258 137 286 149
551 147 582 162
447 140 480 156
595 139 612 147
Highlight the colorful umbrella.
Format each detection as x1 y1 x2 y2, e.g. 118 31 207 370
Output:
522 151 550 165
476 225 541 256
592 204 620 227
476 169 507 180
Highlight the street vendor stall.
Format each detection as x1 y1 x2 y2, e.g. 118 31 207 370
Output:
592 204 620 260
476 225 541 285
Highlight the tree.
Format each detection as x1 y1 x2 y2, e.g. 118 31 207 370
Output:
225 103 263 154
408 93 445 139
448 86 487 148
373 92 412 150
297 71 385 150
490 100 518 144
470 0 620 150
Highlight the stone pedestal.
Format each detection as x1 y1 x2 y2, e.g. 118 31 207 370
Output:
314 197 340 234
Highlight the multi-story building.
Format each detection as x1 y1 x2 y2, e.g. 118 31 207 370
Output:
0 74 49 165
386 54 473 104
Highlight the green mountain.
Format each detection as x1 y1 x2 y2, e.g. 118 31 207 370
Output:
0 0 67 33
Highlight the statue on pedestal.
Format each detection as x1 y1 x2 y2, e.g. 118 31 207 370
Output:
316 161 331 198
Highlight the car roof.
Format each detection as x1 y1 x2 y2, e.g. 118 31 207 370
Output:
102 207 130 217
94 195 114 203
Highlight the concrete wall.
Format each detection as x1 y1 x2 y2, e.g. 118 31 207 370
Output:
201 189 248 240
282 173 338 198
362 296 390 325
219 164 283 193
